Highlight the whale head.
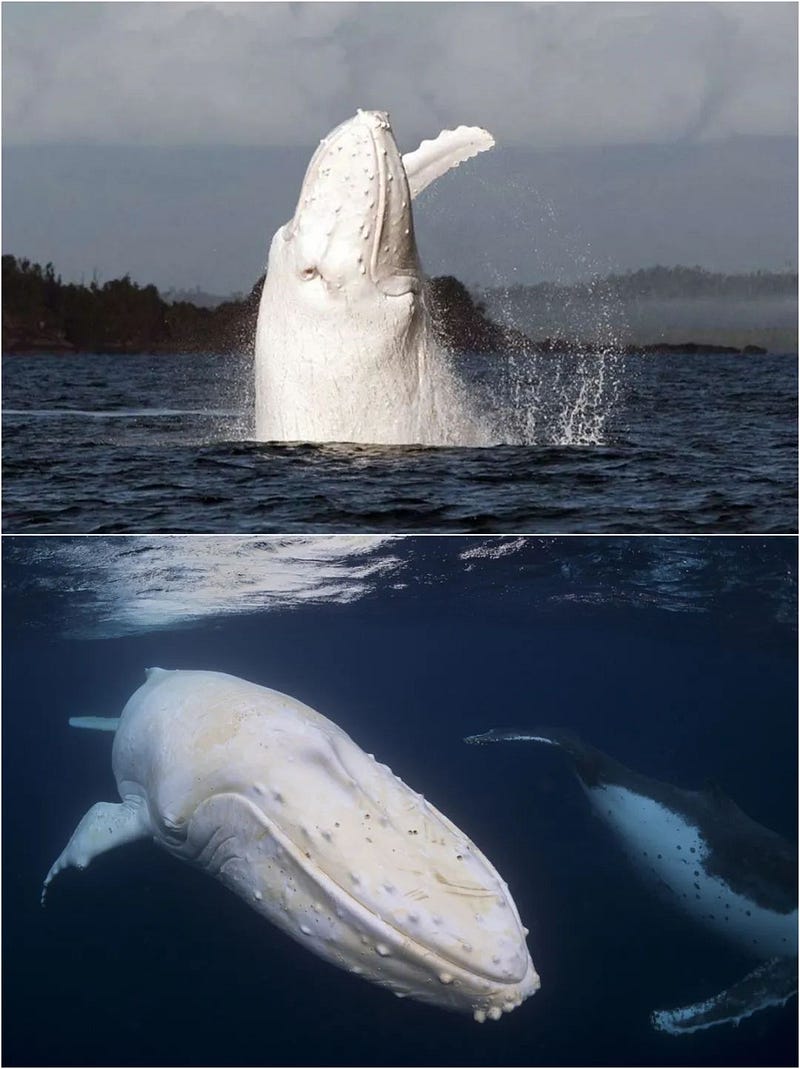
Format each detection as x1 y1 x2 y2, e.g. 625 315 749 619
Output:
276 109 422 303
254 111 495 442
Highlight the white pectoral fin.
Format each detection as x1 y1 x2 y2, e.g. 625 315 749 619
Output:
651 957 798 1035
402 126 495 199
42 797 149 904
69 717 121 732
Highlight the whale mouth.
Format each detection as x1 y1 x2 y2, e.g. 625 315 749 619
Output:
287 110 421 297
173 787 537 1018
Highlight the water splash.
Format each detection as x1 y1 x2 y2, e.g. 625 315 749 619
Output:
467 181 628 447
252 159 628 448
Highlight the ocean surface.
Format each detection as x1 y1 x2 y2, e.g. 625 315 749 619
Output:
3 536 797 1068
3 350 796 533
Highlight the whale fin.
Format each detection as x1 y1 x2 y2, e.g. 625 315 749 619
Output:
652 957 798 1035
463 728 615 790
403 126 495 199
42 797 149 905
464 727 572 749
69 717 121 732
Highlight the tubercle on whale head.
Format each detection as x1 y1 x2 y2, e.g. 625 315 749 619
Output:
280 109 422 300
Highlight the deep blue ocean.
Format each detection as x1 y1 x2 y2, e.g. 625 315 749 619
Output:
3 536 796 1067
3 351 796 534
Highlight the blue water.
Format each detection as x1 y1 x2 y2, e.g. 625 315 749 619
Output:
3 351 796 533
3 536 796 1067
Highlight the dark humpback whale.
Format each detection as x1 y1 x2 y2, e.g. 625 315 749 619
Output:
464 727 797 1034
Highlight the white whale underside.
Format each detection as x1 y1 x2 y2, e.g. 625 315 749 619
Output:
589 786 797 960
464 729 797 1034
255 265 486 446
44 669 538 1022
588 784 797 1032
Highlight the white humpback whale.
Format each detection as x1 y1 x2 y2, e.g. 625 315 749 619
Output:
254 110 495 445
464 727 797 1033
44 669 539 1021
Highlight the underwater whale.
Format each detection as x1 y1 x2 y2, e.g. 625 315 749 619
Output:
44 669 539 1021
254 109 494 445
464 727 797 1034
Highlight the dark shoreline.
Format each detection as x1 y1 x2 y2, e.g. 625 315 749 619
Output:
3 257 785 358
0 340 773 357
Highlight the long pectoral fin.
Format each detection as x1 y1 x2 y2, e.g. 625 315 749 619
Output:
69 717 121 732
402 126 495 199
652 957 798 1035
42 797 149 904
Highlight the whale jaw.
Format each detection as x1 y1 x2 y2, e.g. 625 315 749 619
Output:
284 109 421 299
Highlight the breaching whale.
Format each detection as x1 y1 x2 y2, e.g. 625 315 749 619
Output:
44 669 539 1021
254 109 495 445
464 728 797 1033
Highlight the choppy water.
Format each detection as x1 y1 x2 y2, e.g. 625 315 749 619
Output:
4 536 796 1067
2 350 796 532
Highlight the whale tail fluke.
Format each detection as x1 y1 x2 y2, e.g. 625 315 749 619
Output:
68 717 120 732
652 957 798 1035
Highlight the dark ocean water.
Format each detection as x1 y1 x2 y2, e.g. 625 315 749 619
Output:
2 351 796 533
3 536 797 1068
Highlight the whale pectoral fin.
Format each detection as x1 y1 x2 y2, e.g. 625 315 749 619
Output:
68 716 121 732
402 126 495 199
42 797 149 904
652 957 798 1035
464 728 562 746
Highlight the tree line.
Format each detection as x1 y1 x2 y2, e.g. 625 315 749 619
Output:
3 254 793 355
2 255 262 354
1 256 510 355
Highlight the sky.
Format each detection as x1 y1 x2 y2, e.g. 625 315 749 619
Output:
3 1 798 293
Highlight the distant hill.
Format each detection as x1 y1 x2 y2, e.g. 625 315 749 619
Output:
161 286 242 308
482 266 797 352
484 265 797 303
